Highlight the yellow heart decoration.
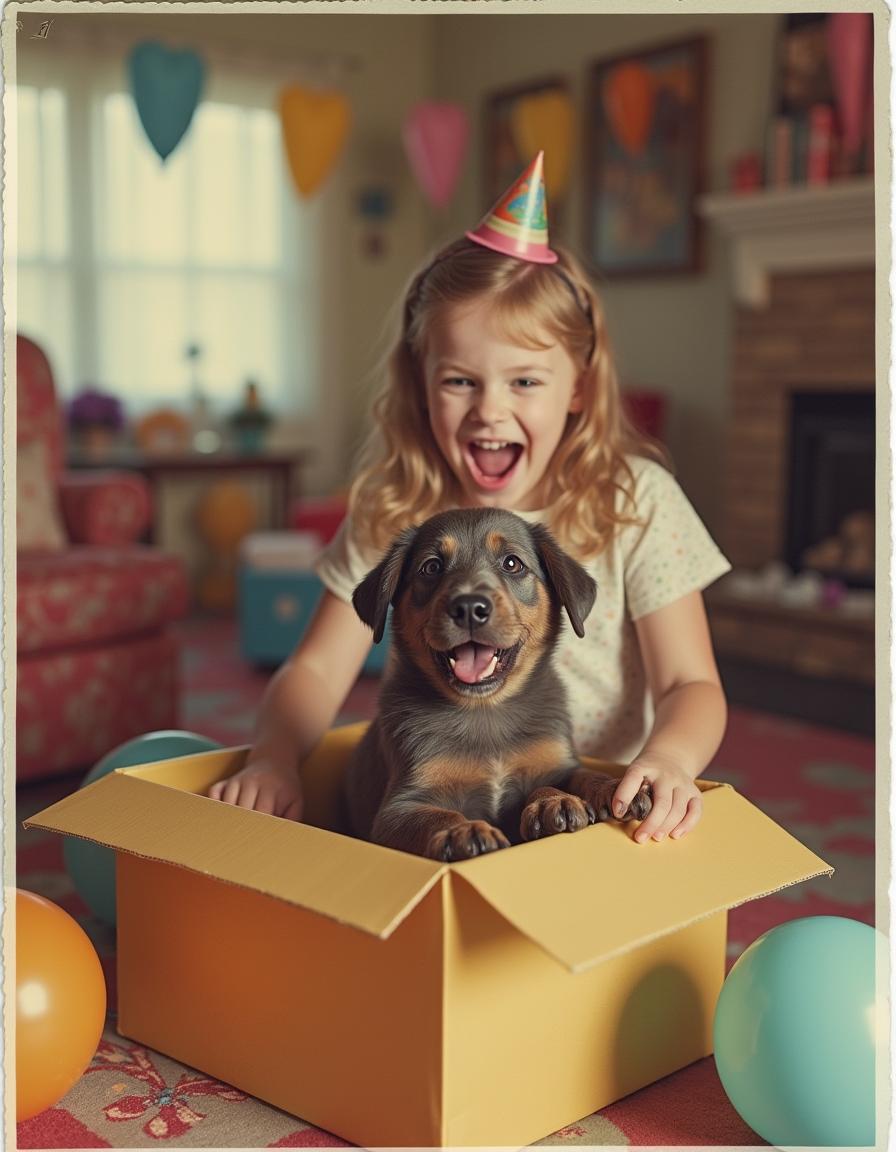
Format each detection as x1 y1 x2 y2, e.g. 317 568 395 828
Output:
510 91 574 199
279 86 351 198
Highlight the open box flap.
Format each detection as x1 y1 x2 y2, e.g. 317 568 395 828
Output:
24 772 446 939
453 783 833 973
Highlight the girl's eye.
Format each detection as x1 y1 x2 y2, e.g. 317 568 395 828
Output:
514 378 540 389
502 555 526 574
443 377 474 389
420 557 443 577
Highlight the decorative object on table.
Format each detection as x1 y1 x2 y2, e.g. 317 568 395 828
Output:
279 85 351 198
134 407 192 455
714 916 879 1147
195 479 258 612
587 36 707 276
67 387 125 460
228 380 273 455
184 342 221 454
402 101 469 210
484 78 572 231
16 889 107 1122
128 41 205 162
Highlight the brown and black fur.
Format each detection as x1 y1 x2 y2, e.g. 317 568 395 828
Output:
344 508 652 861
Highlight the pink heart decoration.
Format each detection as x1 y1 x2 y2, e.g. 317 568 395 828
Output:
402 102 469 209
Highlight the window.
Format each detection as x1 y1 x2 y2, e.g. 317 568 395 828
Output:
16 52 319 418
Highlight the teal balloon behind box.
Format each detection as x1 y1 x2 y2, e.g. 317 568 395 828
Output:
239 566 390 674
129 41 204 161
714 915 879 1147
63 731 221 925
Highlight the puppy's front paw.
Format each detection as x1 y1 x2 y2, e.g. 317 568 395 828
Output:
580 775 653 823
427 820 510 862
520 793 596 841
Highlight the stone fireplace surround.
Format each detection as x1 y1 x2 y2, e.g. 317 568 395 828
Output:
696 179 875 729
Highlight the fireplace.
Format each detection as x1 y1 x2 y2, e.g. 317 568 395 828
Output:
697 180 876 733
786 391 875 586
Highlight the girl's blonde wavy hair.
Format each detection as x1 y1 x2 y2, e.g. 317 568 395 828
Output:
348 237 668 559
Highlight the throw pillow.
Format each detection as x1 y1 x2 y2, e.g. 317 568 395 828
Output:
17 440 66 550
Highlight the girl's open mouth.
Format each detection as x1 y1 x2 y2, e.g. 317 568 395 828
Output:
464 440 524 491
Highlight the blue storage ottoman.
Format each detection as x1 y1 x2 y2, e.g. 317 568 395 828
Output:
239 532 388 674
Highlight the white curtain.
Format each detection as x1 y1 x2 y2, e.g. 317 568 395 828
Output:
15 46 320 421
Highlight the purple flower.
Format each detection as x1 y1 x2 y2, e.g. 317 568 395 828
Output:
68 388 126 430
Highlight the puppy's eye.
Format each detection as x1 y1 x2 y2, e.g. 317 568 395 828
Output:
420 557 443 577
502 555 526 574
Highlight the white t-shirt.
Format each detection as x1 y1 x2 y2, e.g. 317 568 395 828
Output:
315 458 730 764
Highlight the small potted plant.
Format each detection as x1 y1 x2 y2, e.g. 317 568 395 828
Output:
228 379 272 455
67 387 126 460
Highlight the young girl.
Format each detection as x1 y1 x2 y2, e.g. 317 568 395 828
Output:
209 153 730 845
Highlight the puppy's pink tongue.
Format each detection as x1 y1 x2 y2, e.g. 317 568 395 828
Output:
452 642 498 684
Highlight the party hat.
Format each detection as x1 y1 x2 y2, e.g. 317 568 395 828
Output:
466 151 557 264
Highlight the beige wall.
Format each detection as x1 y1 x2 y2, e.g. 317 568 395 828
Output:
430 12 781 533
15 8 783 529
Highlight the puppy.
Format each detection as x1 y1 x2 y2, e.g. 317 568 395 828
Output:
343 508 652 861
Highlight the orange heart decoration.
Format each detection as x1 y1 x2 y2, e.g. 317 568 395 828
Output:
510 91 574 199
279 86 351 198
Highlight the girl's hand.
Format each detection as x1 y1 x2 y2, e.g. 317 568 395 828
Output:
207 756 303 821
612 751 703 844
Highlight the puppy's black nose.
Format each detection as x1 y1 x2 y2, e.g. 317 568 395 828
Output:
448 594 492 629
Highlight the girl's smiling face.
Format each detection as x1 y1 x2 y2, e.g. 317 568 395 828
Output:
423 301 583 511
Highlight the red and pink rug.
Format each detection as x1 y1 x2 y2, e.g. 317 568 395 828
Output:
17 617 876 1147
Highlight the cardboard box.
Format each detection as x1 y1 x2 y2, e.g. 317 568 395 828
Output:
27 723 832 1148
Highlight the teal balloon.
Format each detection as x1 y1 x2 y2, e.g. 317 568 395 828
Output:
63 730 221 925
129 41 204 161
714 916 879 1146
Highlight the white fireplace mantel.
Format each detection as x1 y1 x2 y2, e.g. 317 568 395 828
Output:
697 177 875 308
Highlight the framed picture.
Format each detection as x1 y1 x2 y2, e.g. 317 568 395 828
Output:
587 36 707 277
483 77 571 232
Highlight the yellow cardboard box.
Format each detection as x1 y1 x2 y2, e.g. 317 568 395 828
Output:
27 722 832 1147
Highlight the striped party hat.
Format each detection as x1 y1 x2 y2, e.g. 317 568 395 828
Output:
466 151 557 264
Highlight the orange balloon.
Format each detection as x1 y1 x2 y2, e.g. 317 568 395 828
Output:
16 889 107 1122
602 63 655 156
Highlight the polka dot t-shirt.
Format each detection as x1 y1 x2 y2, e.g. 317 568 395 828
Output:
315 457 731 765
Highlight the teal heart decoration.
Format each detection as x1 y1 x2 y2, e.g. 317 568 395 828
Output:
129 41 205 162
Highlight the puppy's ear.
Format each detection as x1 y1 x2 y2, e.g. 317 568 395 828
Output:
529 523 597 639
352 526 418 644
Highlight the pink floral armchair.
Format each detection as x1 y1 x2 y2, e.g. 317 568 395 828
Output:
16 334 190 782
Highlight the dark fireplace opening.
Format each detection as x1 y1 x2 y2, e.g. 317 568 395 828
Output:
785 391 875 588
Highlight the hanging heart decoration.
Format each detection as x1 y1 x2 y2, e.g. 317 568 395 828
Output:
279 86 352 198
402 102 469 209
128 41 205 162
510 90 574 199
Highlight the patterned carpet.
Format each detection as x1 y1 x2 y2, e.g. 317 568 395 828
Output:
16 617 877 1147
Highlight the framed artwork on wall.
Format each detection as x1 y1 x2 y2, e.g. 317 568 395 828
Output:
587 36 707 277
483 77 572 233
